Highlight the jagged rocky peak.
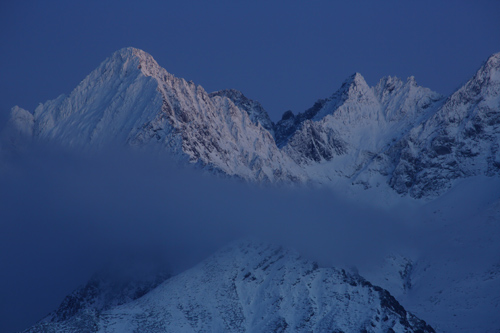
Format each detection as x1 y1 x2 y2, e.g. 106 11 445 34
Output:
281 110 295 120
346 71 369 86
274 73 375 147
374 75 438 99
467 51 500 97
274 110 297 148
423 51 500 129
483 51 500 73
311 72 380 123
374 75 405 97
443 52 500 115
406 75 417 85
336 72 373 100
5 106 34 138
209 88 275 135
388 51 500 198
374 75 443 123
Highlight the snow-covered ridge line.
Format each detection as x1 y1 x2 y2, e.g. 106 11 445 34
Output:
4 47 500 198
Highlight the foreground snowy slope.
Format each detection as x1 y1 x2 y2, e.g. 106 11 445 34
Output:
26 241 434 333
4 47 500 198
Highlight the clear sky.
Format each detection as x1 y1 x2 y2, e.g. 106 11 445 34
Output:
0 0 499 126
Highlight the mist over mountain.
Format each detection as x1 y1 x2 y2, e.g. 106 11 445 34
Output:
0 146 415 332
1 48 499 332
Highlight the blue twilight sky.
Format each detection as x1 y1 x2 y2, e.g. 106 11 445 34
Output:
0 0 499 126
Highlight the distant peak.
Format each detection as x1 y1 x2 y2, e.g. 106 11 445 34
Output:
382 75 402 83
346 72 367 85
281 110 295 120
334 72 371 98
117 46 142 53
377 76 403 89
110 47 140 58
406 76 417 85
480 51 500 75
339 72 369 91
376 75 427 96
103 47 169 80
486 51 500 65
108 47 155 63
453 51 500 92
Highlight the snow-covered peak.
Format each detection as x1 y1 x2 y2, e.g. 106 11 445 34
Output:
336 72 373 100
388 51 500 198
5 47 304 182
448 51 500 105
345 72 368 86
99 47 150 76
99 47 176 84
374 75 443 123
310 72 378 122
484 51 500 70
405 76 417 86
376 76 405 93
428 51 500 127
108 47 156 66
469 51 500 94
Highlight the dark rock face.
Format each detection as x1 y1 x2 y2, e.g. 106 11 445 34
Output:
284 120 347 164
274 98 328 147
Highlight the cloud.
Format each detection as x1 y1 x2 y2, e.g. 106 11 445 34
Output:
1 143 499 332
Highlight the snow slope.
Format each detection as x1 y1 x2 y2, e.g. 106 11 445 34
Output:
26 241 434 333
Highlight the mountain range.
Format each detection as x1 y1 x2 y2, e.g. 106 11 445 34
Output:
3 48 500 332
5 47 500 198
